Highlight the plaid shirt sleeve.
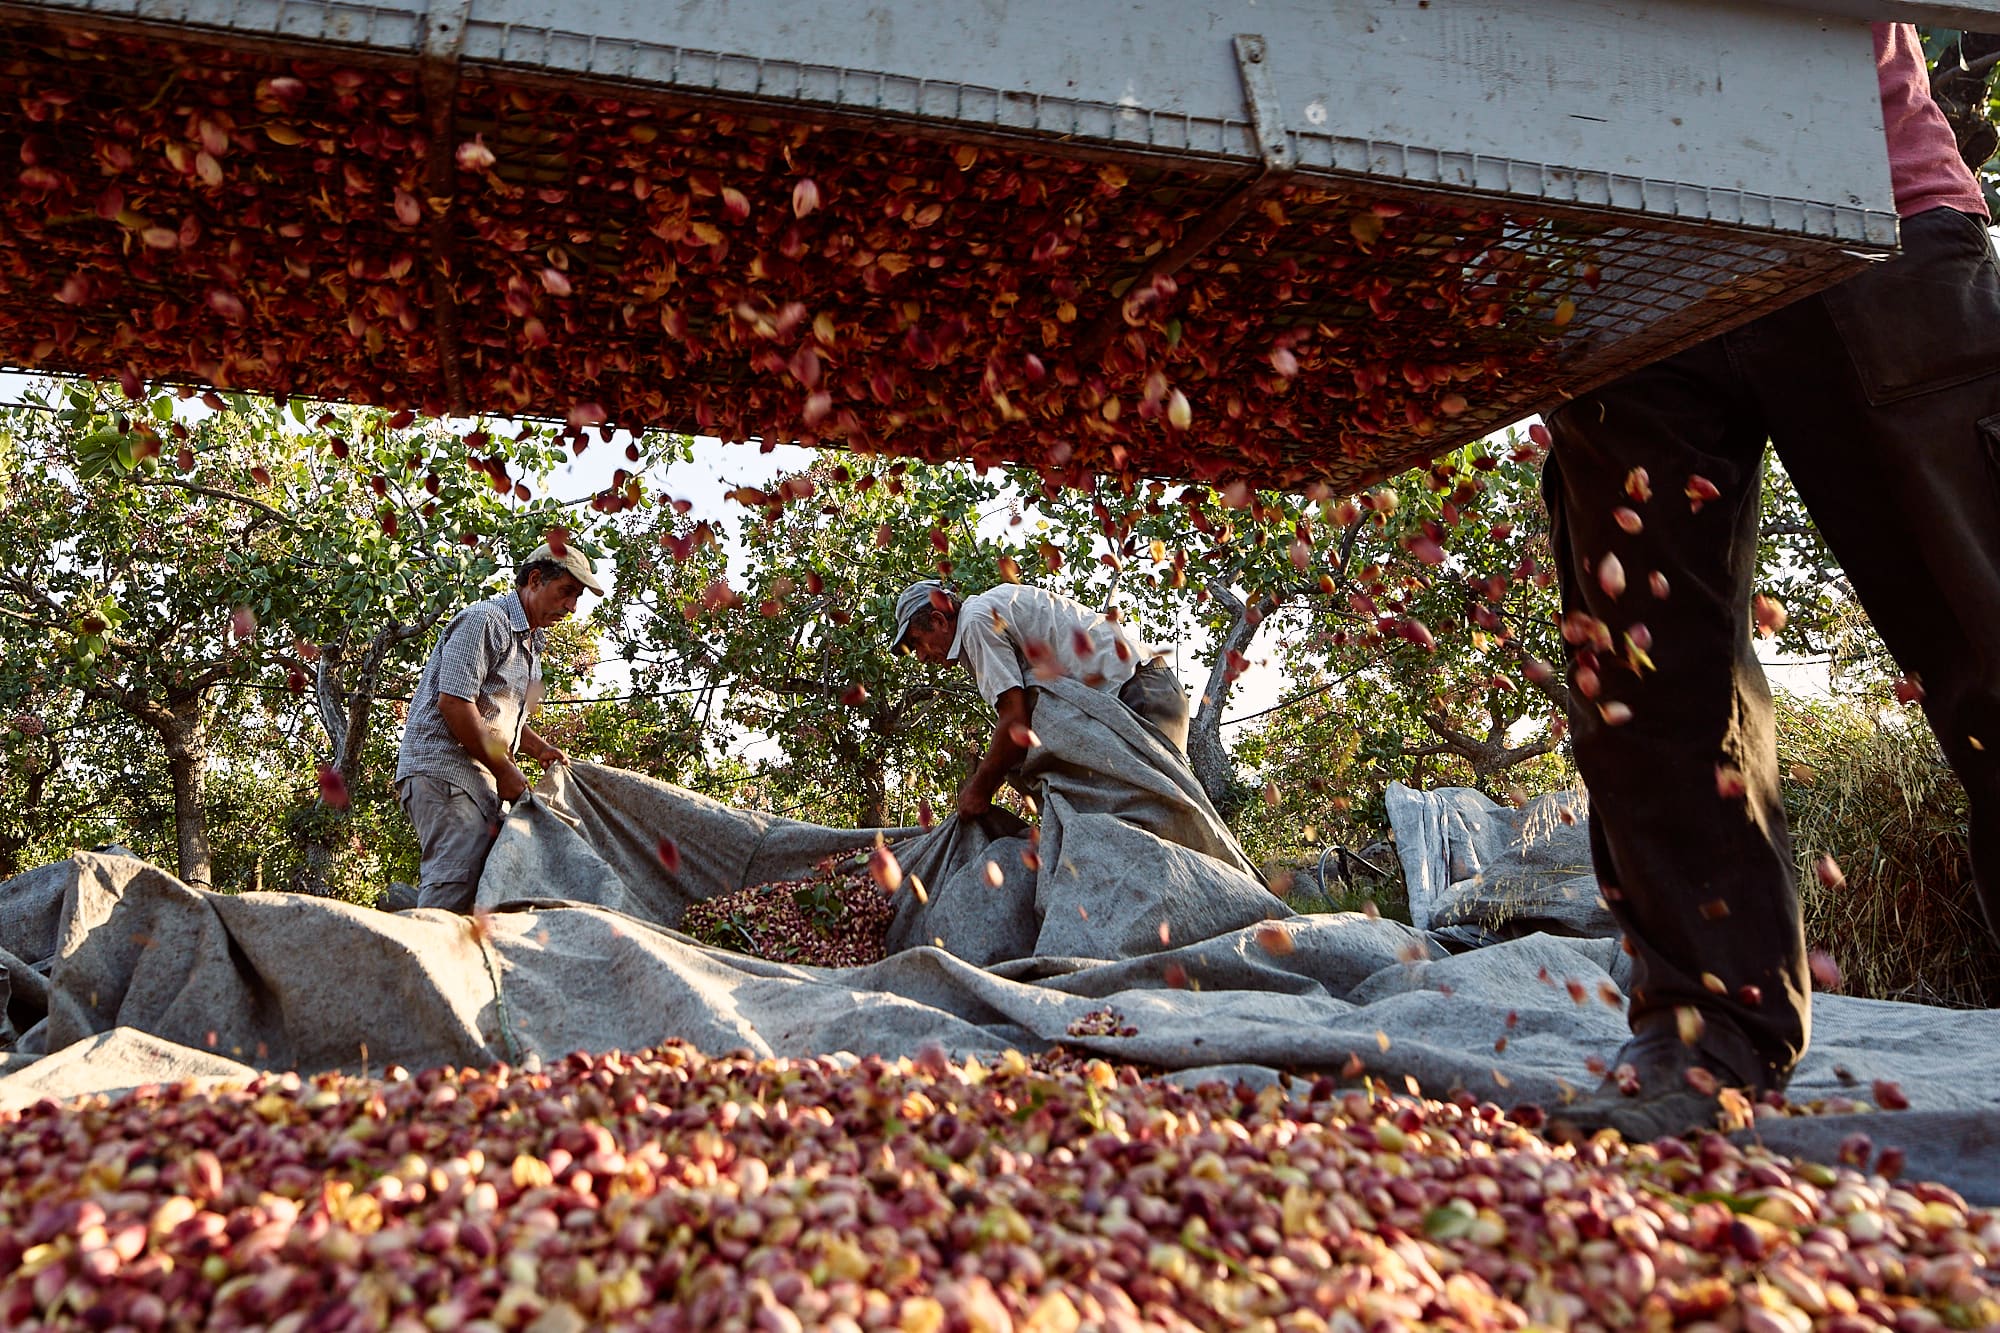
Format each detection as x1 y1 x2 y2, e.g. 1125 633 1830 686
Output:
432 606 501 702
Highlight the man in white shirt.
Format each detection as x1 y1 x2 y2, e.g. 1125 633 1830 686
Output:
890 580 1189 818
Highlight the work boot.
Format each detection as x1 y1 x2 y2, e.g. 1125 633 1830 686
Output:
1546 1023 1772 1145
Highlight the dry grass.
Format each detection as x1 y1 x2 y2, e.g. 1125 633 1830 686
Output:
1776 692 2000 1009
1276 855 1413 925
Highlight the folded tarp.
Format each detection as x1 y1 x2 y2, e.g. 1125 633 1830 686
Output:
490 672 1285 965
3 688 1999 1203
1386 782 1614 940
5 841 2000 1199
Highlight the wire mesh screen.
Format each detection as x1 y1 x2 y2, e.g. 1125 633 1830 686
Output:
0 17 1873 492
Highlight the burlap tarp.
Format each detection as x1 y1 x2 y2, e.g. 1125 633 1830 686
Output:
3 676 1998 1201
484 676 1278 964
1386 782 1613 940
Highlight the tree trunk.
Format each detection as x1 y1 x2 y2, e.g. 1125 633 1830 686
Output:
0 747 49 880
854 744 889 828
295 625 405 897
290 838 339 898
291 649 359 897
314 642 352 765
160 701 212 888
1186 586 1272 814
1185 704 1235 815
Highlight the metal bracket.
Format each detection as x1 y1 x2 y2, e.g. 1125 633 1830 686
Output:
421 0 473 64
1233 34 1295 174
1082 34 1296 361
418 0 475 414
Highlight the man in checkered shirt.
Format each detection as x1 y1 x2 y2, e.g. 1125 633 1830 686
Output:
394 541 604 912
888 579 1189 819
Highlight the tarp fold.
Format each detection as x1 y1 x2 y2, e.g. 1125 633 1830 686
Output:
2 756 1997 1204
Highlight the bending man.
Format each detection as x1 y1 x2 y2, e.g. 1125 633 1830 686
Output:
394 541 605 912
889 580 1188 818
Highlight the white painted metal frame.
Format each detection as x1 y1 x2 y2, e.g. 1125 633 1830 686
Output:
3 0 1958 245
1759 0 2000 25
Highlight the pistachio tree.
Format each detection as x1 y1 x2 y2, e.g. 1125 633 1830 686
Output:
591 459 1011 826
0 388 270 885
0 384 659 889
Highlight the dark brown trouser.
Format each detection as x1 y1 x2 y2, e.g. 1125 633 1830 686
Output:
1118 661 1190 752
1544 207 2000 1089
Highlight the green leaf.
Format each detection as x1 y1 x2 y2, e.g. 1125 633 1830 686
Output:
1423 1200 1478 1239
74 425 123 479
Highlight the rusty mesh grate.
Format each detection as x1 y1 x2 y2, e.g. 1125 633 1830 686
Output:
0 17 1869 492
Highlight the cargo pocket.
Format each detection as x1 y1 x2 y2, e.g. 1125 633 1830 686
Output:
1822 208 2000 406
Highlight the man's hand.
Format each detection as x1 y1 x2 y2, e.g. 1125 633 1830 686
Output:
520 725 565 769
440 695 540 802
495 762 530 804
955 783 996 820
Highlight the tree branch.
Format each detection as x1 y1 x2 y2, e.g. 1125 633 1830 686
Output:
0 573 68 623
1420 709 1492 761
1493 634 1573 714
182 652 246 698
1415 705 1559 783
1219 658 1377 730
75 677 174 732
1333 515 1367 581
1495 734 1559 769
130 474 299 528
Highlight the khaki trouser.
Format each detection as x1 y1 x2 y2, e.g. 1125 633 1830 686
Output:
396 775 503 914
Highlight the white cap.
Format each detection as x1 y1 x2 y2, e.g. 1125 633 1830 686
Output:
523 541 606 594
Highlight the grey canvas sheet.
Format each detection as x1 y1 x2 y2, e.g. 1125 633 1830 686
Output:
2 683 1996 1201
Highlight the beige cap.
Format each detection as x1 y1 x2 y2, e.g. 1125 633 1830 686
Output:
523 541 606 595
